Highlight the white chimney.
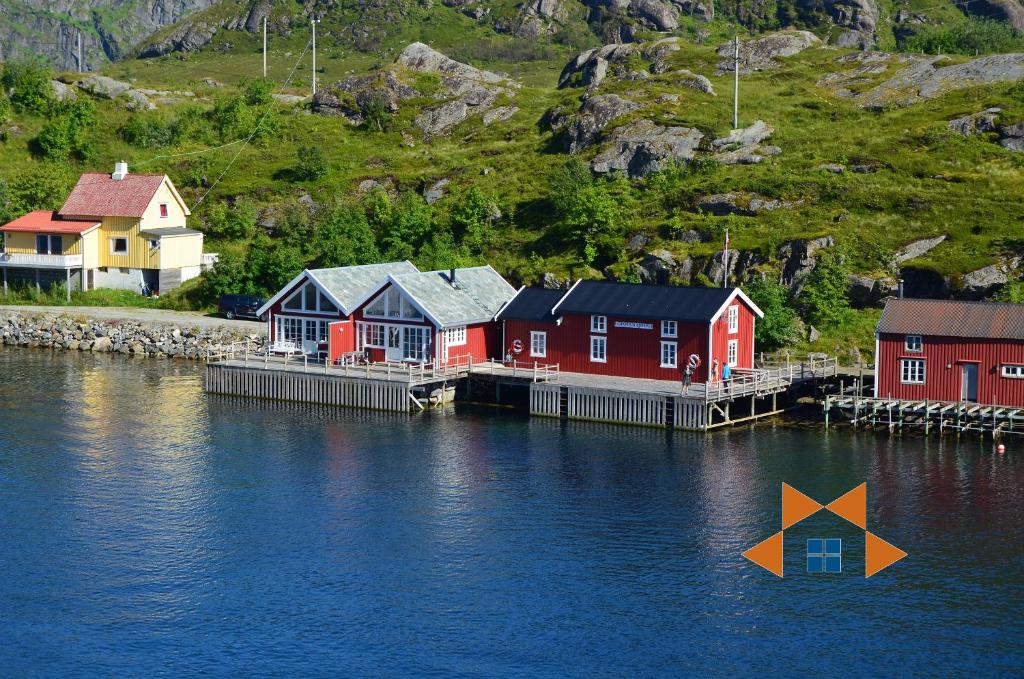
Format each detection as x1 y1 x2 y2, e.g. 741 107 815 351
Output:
112 161 128 181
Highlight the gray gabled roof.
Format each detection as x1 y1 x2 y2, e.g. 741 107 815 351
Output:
140 227 203 237
309 261 419 313
257 261 419 317
877 298 1024 340
389 266 517 328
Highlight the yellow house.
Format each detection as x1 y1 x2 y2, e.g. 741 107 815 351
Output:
0 162 210 298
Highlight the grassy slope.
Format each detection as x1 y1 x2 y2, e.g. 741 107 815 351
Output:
2 6 1023 286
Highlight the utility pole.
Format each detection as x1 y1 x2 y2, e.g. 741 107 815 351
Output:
311 19 319 96
733 31 740 130
263 16 267 78
722 227 730 288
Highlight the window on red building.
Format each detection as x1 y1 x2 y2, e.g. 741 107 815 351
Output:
727 306 738 333
590 336 607 362
901 359 925 384
661 341 677 368
905 335 923 352
591 315 606 333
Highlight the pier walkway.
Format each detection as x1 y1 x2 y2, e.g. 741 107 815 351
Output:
824 394 1024 437
204 343 836 430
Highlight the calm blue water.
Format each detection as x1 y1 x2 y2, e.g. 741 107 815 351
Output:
1 348 1022 677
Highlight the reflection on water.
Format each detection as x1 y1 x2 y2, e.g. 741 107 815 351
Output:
0 348 1022 676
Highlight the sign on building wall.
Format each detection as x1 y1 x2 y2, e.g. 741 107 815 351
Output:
614 321 653 330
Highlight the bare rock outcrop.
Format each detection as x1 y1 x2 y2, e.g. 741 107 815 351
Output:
696 192 799 216
716 30 821 74
894 235 946 263
855 53 1024 109
959 0 1024 32
590 119 703 177
564 94 642 154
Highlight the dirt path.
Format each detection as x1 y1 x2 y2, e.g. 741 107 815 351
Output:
0 305 267 334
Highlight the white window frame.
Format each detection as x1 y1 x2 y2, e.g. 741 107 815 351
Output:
1001 364 1024 378
530 331 547 358
660 341 677 368
359 322 385 349
444 326 467 347
727 306 739 334
661 320 677 338
727 339 738 366
590 335 607 363
364 286 423 321
277 316 304 343
109 237 128 256
900 359 926 384
905 335 923 352
591 315 607 333
159 203 169 218
281 281 338 316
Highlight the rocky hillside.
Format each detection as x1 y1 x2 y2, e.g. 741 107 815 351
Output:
2 0 1024 358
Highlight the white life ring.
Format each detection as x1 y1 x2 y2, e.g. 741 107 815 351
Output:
511 339 524 354
687 354 701 370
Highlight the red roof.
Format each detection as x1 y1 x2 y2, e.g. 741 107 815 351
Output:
0 210 100 234
58 172 168 218
877 298 1024 341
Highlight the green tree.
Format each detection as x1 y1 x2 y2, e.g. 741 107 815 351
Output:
746 277 798 350
246 235 306 294
313 206 381 268
0 59 53 115
800 249 850 328
551 159 621 267
197 250 253 303
449 186 496 255
241 77 275 106
34 99 95 160
202 200 257 240
5 163 74 214
995 280 1024 304
367 191 434 261
295 144 328 181
0 95 11 125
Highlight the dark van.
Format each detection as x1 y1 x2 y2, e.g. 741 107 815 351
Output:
218 294 268 321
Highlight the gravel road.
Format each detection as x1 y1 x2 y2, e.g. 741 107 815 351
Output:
0 305 267 335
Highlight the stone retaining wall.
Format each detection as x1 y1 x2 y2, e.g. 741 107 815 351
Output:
0 312 263 359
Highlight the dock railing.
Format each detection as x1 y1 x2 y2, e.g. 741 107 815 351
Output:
471 359 560 383
207 346 490 385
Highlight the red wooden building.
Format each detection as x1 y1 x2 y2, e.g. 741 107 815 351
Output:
257 261 419 354
496 281 763 382
874 298 1024 405
331 265 515 366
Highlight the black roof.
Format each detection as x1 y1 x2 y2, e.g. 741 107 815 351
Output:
555 280 736 322
497 287 566 321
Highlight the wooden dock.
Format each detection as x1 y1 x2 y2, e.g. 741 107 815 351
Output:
824 394 1024 437
204 343 837 430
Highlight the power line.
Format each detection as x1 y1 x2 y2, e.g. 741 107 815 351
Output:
190 39 312 211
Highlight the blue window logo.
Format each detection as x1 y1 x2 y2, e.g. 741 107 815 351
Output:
807 538 842 573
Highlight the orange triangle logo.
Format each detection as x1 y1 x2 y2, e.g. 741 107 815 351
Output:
742 531 784 577
826 482 867 529
782 483 823 529
865 531 907 577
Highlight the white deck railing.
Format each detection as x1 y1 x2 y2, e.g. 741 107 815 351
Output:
0 252 84 268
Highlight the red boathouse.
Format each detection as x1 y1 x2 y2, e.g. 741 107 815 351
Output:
496 281 763 382
333 265 516 366
874 298 1024 405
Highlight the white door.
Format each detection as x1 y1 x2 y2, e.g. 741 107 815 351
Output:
385 326 403 362
302 320 320 355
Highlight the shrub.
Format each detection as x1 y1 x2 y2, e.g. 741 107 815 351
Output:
0 95 11 125
799 249 851 328
449 186 497 255
294 145 328 181
0 59 53 115
120 114 183 148
746 277 798 351
362 92 392 132
902 17 1024 55
202 200 257 240
33 99 95 160
313 206 381 268
551 159 623 267
5 162 74 214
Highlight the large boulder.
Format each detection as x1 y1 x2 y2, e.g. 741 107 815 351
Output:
76 75 131 99
777 235 835 292
959 258 1021 300
716 30 821 74
398 42 506 85
630 0 679 30
313 71 419 122
894 235 946 264
828 0 880 48
856 53 1024 108
138 20 219 58
564 94 641 154
847 273 897 307
590 119 703 177
696 192 798 216
999 121 1024 151
949 107 1003 136
712 120 774 149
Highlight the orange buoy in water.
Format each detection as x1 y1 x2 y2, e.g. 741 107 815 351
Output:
997 444 1006 454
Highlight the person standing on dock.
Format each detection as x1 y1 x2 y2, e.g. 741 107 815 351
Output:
683 364 692 393
710 359 719 384
722 361 731 392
